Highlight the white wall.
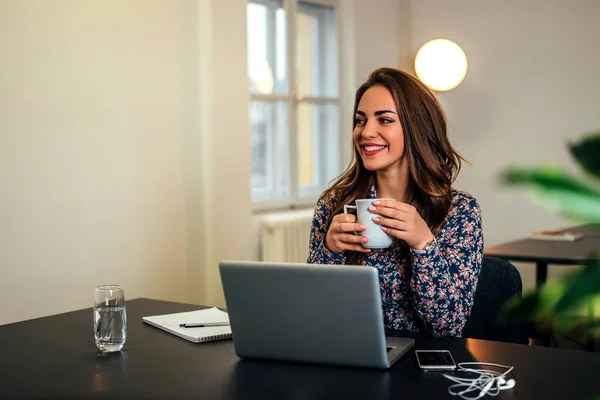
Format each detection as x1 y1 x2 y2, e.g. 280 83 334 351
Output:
0 0 192 324
410 0 600 289
353 0 412 87
189 0 252 308
0 0 251 324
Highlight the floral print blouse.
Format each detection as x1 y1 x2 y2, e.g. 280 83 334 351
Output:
307 185 484 337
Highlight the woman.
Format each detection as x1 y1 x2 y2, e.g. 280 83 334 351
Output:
307 67 483 337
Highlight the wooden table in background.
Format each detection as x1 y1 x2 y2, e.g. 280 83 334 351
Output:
485 224 600 287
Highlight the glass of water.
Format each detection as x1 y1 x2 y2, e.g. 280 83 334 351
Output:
94 285 127 352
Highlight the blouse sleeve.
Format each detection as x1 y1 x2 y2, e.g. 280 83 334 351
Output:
409 192 484 337
307 192 347 265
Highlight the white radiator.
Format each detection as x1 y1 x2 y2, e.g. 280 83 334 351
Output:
259 209 314 263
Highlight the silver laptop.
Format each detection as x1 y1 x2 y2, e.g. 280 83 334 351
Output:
219 261 414 369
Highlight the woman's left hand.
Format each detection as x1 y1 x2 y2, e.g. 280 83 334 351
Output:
369 200 435 250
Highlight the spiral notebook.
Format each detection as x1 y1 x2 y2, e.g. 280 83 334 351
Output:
142 307 232 343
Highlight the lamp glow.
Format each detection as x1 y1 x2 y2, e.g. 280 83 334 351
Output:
414 39 468 91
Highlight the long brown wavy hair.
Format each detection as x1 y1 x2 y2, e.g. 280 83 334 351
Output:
322 67 466 265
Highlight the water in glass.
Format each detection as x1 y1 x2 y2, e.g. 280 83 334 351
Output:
94 285 127 352
94 304 127 352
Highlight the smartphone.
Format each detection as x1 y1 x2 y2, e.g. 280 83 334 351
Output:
415 350 457 371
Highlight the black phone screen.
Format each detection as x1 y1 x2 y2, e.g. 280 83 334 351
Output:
416 351 456 367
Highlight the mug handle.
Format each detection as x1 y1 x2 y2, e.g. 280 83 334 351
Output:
343 205 360 236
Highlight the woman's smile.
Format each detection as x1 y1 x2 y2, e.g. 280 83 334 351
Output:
362 143 388 156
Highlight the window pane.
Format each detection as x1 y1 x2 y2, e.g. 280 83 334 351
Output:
296 2 338 98
297 102 340 198
250 100 290 201
247 1 287 95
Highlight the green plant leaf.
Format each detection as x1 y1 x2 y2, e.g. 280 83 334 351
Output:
500 259 600 337
502 167 600 222
589 320 600 337
559 317 600 338
569 132 600 179
553 257 600 313
503 167 600 195
498 292 543 323
498 270 583 323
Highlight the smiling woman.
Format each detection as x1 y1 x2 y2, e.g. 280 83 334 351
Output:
306 68 484 337
353 86 406 173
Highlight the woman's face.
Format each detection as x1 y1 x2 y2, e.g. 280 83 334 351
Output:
353 85 405 172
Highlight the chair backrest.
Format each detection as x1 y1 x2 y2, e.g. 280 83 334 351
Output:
462 256 528 344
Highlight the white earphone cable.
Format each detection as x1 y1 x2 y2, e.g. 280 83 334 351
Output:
442 362 515 400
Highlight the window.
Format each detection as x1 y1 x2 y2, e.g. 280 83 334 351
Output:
247 0 340 209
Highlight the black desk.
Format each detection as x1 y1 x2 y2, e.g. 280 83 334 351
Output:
485 224 600 287
2 298 599 399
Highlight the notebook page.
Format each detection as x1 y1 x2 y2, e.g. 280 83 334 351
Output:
143 307 231 343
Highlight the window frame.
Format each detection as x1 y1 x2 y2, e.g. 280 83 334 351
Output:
248 0 343 212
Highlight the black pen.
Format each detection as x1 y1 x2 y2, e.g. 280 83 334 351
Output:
179 322 230 328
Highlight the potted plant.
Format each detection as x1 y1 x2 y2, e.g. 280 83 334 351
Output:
499 132 600 340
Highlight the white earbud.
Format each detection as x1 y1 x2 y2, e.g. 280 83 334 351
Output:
498 378 515 390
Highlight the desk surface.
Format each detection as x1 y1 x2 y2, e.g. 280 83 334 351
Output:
485 224 600 264
1 298 599 399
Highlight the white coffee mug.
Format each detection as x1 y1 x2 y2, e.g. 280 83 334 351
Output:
343 198 394 249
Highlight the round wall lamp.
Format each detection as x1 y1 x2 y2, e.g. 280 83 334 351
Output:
414 39 468 91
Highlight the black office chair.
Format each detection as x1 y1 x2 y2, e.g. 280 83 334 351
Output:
462 256 529 344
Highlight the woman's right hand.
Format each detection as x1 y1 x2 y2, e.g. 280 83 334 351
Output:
325 213 370 254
